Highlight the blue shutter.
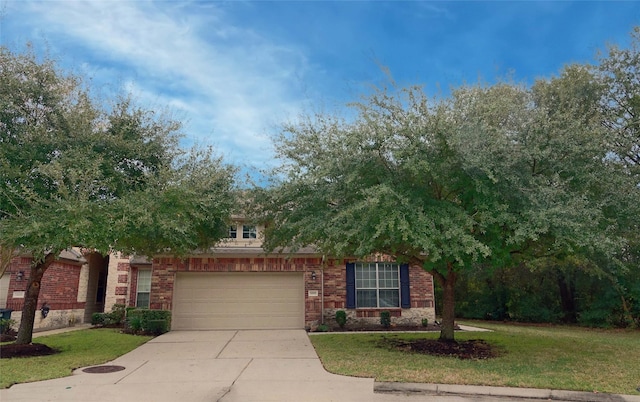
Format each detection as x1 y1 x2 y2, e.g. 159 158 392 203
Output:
400 264 410 308
346 263 356 309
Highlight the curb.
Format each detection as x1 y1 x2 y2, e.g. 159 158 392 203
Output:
374 382 640 402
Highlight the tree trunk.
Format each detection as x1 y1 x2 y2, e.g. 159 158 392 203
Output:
15 252 57 345
432 262 457 342
557 270 577 323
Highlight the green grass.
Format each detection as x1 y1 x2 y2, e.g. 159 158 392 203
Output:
309 321 640 395
0 329 152 389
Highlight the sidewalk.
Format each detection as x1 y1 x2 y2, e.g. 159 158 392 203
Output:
376 382 640 402
32 324 92 338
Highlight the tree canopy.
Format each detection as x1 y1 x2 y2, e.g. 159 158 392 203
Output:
0 46 237 343
256 31 638 340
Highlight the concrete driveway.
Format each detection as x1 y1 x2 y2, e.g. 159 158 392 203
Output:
1 329 422 402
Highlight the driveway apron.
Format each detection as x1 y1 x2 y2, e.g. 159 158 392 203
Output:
0 330 409 402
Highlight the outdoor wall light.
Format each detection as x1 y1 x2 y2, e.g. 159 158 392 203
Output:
16 271 24 281
311 271 317 280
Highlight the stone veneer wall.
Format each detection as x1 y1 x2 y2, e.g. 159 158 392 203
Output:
104 252 131 309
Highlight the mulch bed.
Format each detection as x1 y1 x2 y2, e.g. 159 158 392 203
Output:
378 337 500 360
0 342 59 359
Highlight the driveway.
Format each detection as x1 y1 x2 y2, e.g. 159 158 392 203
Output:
1 330 424 402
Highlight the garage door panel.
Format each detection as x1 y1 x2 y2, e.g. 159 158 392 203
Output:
172 272 304 330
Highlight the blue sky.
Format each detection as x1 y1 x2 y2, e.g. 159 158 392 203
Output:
2 1 639 175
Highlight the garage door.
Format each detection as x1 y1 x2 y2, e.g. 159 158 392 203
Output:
172 272 304 330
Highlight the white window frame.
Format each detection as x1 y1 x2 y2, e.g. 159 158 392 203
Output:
355 262 400 308
242 224 257 239
135 269 152 309
228 225 238 239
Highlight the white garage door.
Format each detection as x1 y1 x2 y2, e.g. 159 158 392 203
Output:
172 272 304 330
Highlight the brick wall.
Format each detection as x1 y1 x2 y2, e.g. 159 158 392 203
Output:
144 255 435 330
148 256 323 325
321 262 436 329
4 256 86 331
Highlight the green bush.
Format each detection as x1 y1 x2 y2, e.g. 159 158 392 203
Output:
335 310 347 328
146 319 169 335
316 323 329 332
126 309 171 335
110 304 126 325
91 312 107 326
126 314 143 332
380 311 391 328
0 318 15 334
421 318 429 327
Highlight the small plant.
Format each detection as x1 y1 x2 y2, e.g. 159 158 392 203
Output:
380 310 391 328
0 318 16 334
110 304 126 325
91 312 107 326
335 310 347 329
421 318 429 327
316 323 329 332
126 314 144 333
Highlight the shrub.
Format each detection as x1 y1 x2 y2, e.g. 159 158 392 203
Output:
146 319 169 335
91 312 107 326
126 314 143 333
110 304 126 325
126 309 171 335
380 311 391 328
421 318 429 327
316 323 329 332
335 310 347 328
0 318 16 334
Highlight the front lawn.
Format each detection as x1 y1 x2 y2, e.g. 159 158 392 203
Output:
309 321 640 395
0 328 152 389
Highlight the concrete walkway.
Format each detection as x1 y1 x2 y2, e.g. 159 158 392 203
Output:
2 328 639 402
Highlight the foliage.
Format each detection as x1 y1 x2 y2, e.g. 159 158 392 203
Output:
0 46 236 344
0 329 152 389
90 313 106 326
0 318 15 334
110 304 126 325
126 309 171 335
256 28 640 340
145 319 169 335
421 318 429 327
315 323 329 332
309 323 640 395
335 310 347 328
380 311 391 328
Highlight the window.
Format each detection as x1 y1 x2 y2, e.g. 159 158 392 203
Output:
228 225 237 239
136 269 151 309
242 225 257 239
355 262 399 308
346 262 410 309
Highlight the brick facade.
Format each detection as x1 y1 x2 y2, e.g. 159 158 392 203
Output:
141 254 435 330
4 256 85 331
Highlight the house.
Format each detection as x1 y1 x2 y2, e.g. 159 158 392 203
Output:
0 249 109 331
105 220 437 330
1 221 436 331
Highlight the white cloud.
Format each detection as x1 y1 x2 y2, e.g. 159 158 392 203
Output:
15 0 310 171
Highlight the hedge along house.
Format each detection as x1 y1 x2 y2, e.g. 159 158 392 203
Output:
105 220 436 331
0 249 110 331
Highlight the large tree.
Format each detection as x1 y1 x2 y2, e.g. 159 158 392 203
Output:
0 46 236 344
256 70 621 341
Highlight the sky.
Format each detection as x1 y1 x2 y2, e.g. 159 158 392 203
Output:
2 1 639 177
